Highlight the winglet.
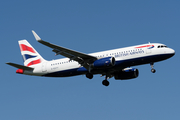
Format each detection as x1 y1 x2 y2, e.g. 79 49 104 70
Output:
32 30 42 41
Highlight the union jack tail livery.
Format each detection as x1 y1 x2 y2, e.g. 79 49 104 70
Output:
18 40 46 67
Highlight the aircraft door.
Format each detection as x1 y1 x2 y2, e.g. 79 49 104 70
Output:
42 62 47 72
146 48 151 54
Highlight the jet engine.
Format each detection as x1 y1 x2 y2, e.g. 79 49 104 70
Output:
114 68 139 80
92 57 115 69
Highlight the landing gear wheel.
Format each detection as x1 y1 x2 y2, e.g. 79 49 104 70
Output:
150 63 156 73
102 80 110 86
86 73 93 79
151 69 156 73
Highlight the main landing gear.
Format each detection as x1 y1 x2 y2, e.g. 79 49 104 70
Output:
102 75 110 86
86 72 93 79
86 72 110 86
150 62 156 73
102 79 109 86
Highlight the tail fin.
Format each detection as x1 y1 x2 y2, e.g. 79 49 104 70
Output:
18 40 46 67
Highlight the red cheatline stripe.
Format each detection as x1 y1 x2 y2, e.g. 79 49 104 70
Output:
20 44 36 53
27 59 41 66
135 45 153 48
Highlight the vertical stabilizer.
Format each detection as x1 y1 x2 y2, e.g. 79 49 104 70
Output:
18 40 46 67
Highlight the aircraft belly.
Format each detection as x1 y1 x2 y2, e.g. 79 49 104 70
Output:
43 68 82 77
43 53 173 77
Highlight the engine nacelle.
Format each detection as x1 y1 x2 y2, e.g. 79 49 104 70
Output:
92 57 115 69
114 68 139 80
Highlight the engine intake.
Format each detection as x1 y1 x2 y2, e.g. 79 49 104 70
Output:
92 57 115 69
114 68 139 80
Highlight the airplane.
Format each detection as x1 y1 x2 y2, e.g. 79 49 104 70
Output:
6 31 175 86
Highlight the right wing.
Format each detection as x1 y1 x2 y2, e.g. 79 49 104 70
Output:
32 30 97 70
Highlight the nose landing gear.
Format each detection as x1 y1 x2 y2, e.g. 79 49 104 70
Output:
150 62 156 73
151 68 156 73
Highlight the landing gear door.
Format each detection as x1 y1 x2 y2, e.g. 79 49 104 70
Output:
42 62 47 72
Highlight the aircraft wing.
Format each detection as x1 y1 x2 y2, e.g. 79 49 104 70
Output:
6 62 34 70
32 31 97 69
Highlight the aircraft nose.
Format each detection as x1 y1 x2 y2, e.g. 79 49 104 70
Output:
169 48 175 57
171 48 175 54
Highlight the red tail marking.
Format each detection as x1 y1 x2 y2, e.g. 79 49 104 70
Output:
20 44 36 53
16 69 24 74
27 59 41 66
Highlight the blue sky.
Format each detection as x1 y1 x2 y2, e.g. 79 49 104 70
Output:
1 0 180 120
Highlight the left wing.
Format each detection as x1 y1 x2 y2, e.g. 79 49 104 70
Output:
6 62 34 70
32 30 97 70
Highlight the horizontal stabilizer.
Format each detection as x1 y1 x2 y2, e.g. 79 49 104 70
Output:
6 62 34 70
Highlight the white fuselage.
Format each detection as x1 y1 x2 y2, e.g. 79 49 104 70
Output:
24 43 175 77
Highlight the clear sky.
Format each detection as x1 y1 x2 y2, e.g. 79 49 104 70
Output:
1 0 180 120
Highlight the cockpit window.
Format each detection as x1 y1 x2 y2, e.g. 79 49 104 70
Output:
157 45 168 48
